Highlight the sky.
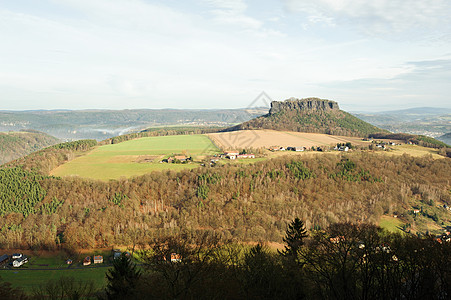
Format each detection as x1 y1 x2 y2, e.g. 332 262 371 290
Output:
1 0 450 112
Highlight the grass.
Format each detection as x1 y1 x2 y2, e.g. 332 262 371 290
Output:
383 144 442 159
378 216 405 233
0 267 108 292
50 135 220 180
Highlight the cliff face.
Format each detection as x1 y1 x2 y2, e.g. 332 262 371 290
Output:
269 98 339 115
223 96 386 137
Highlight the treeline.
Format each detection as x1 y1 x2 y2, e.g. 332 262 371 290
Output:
227 109 386 137
0 152 450 250
4 139 98 175
125 222 450 300
2 221 450 299
100 127 223 145
369 133 450 149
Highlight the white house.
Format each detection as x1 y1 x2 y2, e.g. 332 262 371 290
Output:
13 256 28 267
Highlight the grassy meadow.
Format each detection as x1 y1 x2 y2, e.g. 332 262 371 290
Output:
50 135 220 180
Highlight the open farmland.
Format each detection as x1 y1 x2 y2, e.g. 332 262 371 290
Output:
208 129 369 150
50 135 220 180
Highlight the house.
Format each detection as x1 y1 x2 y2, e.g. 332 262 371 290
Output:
113 249 121 260
338 146 349 152
93 255 103 264
83 256 91 266
174 155 188 162
413 209 420 214
269 146 285 151
330 236 345 244
66 259 73 265
13 256 28 268
0 254 9 266
12 253 22 259
165 155 189 163
224 151 239 159
288 147 303 151
170 253 181 263
237 154 255 159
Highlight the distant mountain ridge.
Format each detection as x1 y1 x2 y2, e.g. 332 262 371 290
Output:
438 132 451 145
353 107 451 138
0 108 268 141
225 97 386 137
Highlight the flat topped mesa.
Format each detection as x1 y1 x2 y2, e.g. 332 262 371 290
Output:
269 97 339 115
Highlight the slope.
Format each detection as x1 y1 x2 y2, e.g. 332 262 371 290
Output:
225 97 386 137
0 130 60 165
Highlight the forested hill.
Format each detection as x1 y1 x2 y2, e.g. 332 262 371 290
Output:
0 152 450 250
0 130 60 165
225 97 387 137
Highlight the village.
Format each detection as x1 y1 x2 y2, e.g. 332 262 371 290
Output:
0 249 138 270
160 140 404 167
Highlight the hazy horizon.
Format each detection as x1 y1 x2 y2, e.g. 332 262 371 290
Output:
1 0 450 111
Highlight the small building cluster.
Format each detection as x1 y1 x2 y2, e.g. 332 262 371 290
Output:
0 253 28 268
269 146 305 152
81 254 104 266
163 155 191 163
113 249 131 259
223 151 255 160
436 230 451 243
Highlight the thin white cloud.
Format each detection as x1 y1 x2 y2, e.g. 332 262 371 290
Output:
284 0 451 36
203 0 262 30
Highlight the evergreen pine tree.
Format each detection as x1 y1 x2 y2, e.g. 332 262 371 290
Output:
104 253 141 300
279 218 308 261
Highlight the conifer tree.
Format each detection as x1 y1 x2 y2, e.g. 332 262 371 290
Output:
104 253 141 300
279 218 308 261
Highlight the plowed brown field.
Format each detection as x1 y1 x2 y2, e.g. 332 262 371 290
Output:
208 130 368 150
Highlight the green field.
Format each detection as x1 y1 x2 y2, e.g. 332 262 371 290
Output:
51 135 220 180
378 216 404 233
0 267 108 292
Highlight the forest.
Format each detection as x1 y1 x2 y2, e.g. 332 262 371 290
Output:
1 221 450 299
0 130 60 165
0 139 450 250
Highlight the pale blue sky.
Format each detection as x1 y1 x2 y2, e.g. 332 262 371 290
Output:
1 0 450 111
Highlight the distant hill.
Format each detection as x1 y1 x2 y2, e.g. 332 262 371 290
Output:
352 107 451 137
0 130 60 165
0 108 268 141
225 97 386 137
438 132 451 146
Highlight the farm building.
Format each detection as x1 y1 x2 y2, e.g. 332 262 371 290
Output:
236 154 255 159
113 249 122 259
12 256 28 268
171 253 181 263
224 151 239 159
0 254 9 266
12 253 23 259
166 155 190 163
94 255 103 264
287 147 304 152
83 256 91 266
269 146 285 151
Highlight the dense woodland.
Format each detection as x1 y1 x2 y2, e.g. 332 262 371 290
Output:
0 130 60 165
0 139 450 250
2 222 450 299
